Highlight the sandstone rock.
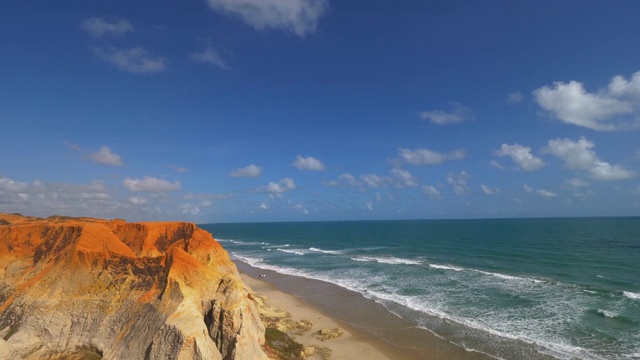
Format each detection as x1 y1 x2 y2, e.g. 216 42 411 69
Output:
0 213 268 360
314 328 344 341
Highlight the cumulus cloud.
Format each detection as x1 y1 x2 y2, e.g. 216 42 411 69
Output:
190 45 230 70
360 174 392 188
261 178 296 197
398 148 465 166
205 0 328 37
565 178 590 188
324 173 361 187
422 185 442 200
494 143 545 171
181 204 201 215
230 164 262 178
122 176 181 192
533 71 640 131
447 171 470 196
0 178 118 217
0 177 29 192
419 102 473 125
128 196 148 205
544 137 635 181
390 169 418 188
293 155 325 171
94 47 167 74
88 146 123 166
507 92 523 103
82 17 133 37
537 189 558 197
480 184 500 195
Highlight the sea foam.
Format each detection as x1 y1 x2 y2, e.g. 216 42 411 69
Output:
309 247 345 255
623 291 640 300
351 256 422 265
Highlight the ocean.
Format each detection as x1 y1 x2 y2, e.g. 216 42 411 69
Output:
200 218 640 360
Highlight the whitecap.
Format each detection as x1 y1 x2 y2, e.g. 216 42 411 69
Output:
350 255 421 265
276 248 306 256
475 270 543 284
309 247 344 255
428 263 464 272
623 291 640 300
596 309 618 319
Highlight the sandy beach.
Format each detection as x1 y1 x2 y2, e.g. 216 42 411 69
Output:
241 273 401 359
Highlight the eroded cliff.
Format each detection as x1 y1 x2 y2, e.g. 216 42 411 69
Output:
0 213 268 360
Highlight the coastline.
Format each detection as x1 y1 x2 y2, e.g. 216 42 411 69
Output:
235 260 492 360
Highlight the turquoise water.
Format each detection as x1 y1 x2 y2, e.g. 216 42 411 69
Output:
201 218 640 359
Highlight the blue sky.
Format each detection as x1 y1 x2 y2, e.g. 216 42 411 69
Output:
1 0 640 222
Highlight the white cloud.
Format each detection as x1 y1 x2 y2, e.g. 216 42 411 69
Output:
205 0 328 37
398 148 465 166
390 169 418 188
190 45 230 70
259 202 269 210
419 102 473 125
533 71 640 131
422 185 442 200
324 173 361 187
122 176 181 192
364 201 373 210
94 47 167 74
128 196 148 205
294 204 309 215
88 146 123 166
447 171 470 196
489 160 505 170
537 189 558 197
181 204 201 215
82 17 133 37
169 164 188 173
230 164 262 178
523 184 534 193
480 184 499 195
0 177 29 192
63 140 82 151
565 178 590 188
261 178 296 196
494 143 545 171
360 174 392 188
544 137 635 181
507 92 523 103
293 155 325 171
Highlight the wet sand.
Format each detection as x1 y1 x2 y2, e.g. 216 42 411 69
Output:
237 260 493 360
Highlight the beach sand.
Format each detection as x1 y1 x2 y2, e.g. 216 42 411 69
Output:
237 260 495 360
242 273 400 359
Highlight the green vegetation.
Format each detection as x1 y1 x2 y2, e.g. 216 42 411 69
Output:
264 328 304 360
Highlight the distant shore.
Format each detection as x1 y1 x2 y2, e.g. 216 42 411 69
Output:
236 260 492 360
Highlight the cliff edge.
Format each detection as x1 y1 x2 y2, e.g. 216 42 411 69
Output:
0 213 268 360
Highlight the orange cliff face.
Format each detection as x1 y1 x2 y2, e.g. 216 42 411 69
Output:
0 213 267 360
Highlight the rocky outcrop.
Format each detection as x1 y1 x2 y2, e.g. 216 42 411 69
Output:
0 213 268 360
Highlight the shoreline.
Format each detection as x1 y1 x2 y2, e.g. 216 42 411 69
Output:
235 260 492 360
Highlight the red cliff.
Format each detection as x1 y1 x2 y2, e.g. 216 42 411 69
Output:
0 213 267 360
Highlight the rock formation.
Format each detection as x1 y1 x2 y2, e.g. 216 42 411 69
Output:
0 213 268 360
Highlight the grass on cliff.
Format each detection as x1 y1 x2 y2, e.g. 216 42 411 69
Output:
264 328 304 360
